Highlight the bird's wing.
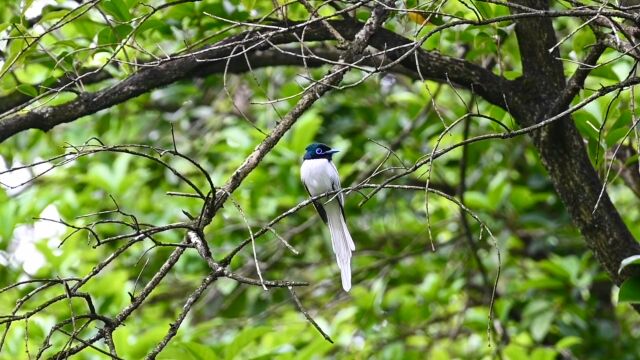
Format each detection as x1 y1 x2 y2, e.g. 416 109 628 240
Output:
303 183 328 224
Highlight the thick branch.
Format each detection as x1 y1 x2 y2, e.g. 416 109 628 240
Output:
0 20 508 143
509 0 640 287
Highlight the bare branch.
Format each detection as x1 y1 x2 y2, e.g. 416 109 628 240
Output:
288 287 333 344
145 269 222 360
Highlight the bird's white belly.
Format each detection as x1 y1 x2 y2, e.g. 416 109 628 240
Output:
301 159 337 195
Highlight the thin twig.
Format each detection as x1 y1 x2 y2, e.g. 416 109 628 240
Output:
288 287 333 343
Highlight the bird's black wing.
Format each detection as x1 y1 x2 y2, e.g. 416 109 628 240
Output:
304 184 328 224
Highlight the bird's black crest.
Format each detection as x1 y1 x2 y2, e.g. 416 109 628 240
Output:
303 143 338 160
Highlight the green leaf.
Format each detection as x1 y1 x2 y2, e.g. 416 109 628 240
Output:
523 300 555 342
473 2 494 18
606 127 630 147
555 336 582 350
101 0 131 21
15 63 50 85
241 0 257 11
40 9 70 22
97 24 132 47
539 255 580 283
518 278 565 291
531 347 557 360
295 336 333 360
590 66 619 81
1 35 29 76
224 326 272 360
610 111 631 131
16 84 37 97
531 310 554 341
510 186 535 210
573 111 600 142
618 277 640 303
463 191 493 210
387 91 424 108
62 18 101 38
113 24 133 39
135 19 166 34
159 342 219 360
0 201 17 246
572 30 595 54
473 32 497 54
504 344 529 360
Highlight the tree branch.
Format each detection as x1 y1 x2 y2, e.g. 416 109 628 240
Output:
199 4 395 225
144 4 393 357
144 269 222 360
509 0 640 287
0 19 508 143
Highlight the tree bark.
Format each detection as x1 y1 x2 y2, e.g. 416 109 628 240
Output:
508 0 640 284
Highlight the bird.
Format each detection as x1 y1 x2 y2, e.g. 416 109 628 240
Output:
300 143 355 291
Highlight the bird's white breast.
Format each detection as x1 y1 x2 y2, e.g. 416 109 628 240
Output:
301 159 340 196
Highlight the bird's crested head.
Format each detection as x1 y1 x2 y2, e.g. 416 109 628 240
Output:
303 143 339 160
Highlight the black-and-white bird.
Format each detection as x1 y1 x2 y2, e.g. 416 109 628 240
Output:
300 143 355 291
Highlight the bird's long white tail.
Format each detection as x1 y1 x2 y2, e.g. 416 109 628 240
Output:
324 201 355 291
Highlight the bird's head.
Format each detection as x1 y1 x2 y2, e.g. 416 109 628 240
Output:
303 143 339 160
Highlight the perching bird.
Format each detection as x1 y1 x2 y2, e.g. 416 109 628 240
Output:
300 143 355 291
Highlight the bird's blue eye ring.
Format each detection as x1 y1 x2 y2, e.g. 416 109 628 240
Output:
315 148 323 154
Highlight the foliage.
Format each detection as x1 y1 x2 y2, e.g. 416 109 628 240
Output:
1 0 640 359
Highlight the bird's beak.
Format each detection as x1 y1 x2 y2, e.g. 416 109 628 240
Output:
327 149 340 154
